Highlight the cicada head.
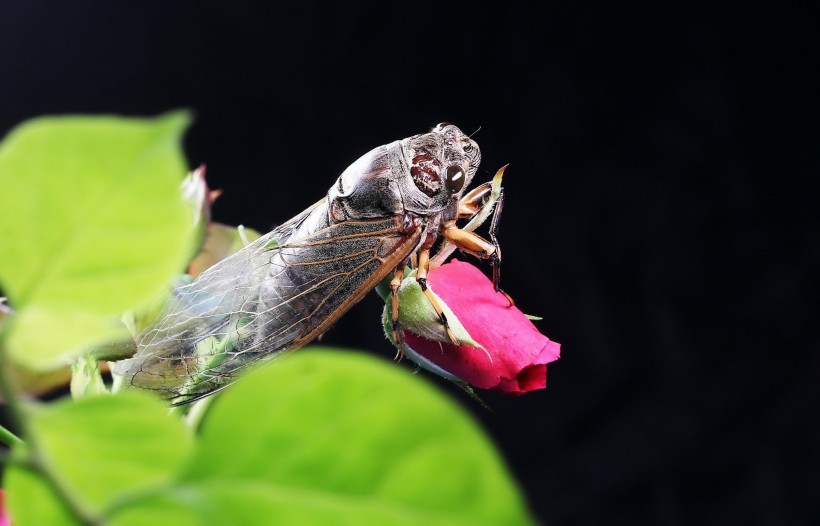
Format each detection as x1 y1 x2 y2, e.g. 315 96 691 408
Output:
327 123 481 222
399 123 481 213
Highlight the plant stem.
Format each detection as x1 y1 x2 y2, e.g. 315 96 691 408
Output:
0 323 27 444
0 323 102 525
0 423 22 447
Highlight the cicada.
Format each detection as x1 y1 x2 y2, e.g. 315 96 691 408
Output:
114 123 504 404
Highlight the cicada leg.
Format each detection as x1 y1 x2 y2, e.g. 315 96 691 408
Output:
389 265 406 360
457 181 493 218
454 181 511 299
441 209 515 306
488 189 508 298
415 247 462 347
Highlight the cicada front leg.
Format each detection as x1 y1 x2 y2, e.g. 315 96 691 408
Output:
457 181 493 218
445 188 515 306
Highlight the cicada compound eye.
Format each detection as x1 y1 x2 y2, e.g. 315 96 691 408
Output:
444 165 466 194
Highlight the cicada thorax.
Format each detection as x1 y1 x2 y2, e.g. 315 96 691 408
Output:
327 124 480 225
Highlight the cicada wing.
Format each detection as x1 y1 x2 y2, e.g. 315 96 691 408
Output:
114 201 322 395
115 201 421 404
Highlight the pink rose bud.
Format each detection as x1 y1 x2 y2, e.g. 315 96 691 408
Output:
401 260 560 395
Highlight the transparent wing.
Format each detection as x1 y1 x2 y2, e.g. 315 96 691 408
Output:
115 200 421 403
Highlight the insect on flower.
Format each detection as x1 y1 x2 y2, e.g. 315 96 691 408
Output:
114 123 506 404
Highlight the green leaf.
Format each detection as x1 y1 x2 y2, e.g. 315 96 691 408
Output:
109 494 202 526
178 349 533 525
0 112 194 369
9 392 194 517
112 479 488 526
4 463 79 526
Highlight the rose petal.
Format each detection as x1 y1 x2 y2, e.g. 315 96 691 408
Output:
404 260 560 395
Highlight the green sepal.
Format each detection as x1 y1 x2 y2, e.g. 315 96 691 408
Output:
381 271 482 350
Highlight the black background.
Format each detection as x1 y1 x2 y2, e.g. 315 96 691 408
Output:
1 1 817 524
